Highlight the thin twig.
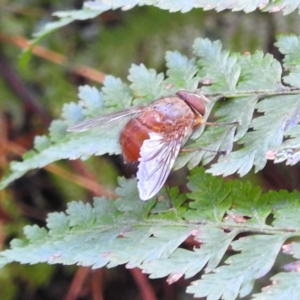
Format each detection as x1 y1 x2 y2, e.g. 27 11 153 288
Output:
91 269 104 300
0 51 52 126
65 267 90 300
0 33 106 83
3 140 116 198
130 268 157 300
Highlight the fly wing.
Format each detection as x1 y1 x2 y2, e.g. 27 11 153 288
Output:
67 107 143 132
137 130 186 200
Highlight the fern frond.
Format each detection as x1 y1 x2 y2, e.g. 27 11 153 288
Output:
4 35 300 188
252 272 300 300
21 0 300 59
2 168 300 300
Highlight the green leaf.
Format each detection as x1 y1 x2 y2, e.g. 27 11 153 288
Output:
237 51 282 89
23 225 48 242
48 120 68 142
77 85 104 117
102 76 133 109
215 96 259 140
47 212 70 236
252 272 300 300
128 64 165 103
66 202 95 228
184 167 231 222
226 182 271 226
275 34 300 87
115 178 156 218
142 228 238 280
271 190 300 229
187 234 292 300
33 135 51 152
61 102 84 124
165 51 199 91
194 38 240 92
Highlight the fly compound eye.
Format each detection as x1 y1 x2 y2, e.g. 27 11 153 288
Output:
176 90 208 116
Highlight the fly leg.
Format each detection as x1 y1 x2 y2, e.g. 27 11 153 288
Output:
202 120 241 127
180 120 240 154
180 147 227 155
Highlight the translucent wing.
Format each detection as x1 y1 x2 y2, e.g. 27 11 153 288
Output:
137 131 186 200
67 107 143 132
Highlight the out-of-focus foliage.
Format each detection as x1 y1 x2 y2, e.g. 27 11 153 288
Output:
25 0 300 52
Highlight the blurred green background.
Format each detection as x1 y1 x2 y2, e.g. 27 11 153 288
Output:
1 1 300 299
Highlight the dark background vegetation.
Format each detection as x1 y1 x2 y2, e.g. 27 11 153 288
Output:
1 1 300 299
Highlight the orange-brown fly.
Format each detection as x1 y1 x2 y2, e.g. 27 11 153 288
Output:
68 90 216 200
